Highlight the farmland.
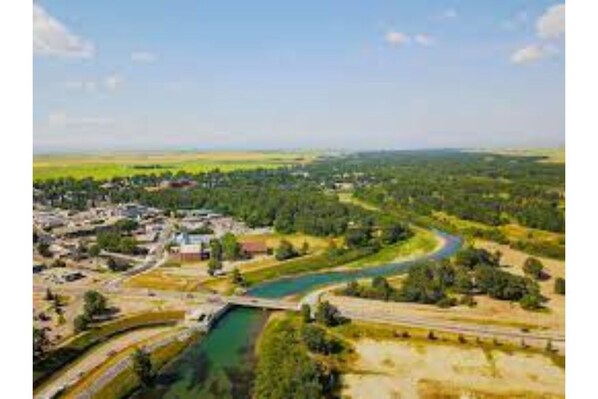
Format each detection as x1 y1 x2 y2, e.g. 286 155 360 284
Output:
33 151 318 181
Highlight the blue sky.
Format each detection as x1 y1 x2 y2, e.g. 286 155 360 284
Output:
33 1 565 153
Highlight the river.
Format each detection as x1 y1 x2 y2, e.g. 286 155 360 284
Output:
131 230 462 398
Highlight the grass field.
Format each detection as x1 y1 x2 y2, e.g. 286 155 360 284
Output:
33 151 318 181
343 227 439 269
470 148 565 164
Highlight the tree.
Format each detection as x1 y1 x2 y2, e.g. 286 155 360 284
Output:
132 348 154 387
33 327 49 360
275 239 298 261
209 238 223 261
520 292 543 310
45 288 54 301
83 290 107 319
73 314 90 333
231 267 246 287
300 304 312 323
37 242 52 258
88 244 100 257
554 277 565 295
221 233 242 260
380 223 409 245
523 257 544 280
315 301 345 327
207 258 223 276
344 227 372 249
301 324 335 354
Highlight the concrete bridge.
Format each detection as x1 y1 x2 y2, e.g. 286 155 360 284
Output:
222 295 302 311
186 294 565 351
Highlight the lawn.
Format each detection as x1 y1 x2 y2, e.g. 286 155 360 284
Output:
33 151 318 181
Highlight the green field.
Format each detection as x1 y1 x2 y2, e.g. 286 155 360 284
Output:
33 151 318 181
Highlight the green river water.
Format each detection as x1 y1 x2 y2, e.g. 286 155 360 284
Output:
132 231 462 399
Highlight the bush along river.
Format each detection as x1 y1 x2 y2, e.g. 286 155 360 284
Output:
131 230 462 399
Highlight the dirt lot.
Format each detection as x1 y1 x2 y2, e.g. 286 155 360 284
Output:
343 339 564 399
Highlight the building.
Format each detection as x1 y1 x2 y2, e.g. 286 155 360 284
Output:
179 244 209 261
241 241 268 257
174 232 213 246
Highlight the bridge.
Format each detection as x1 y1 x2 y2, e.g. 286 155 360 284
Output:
222 295 301 311
186 294 565 350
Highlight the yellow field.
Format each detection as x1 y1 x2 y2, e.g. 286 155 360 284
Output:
33 151 318 181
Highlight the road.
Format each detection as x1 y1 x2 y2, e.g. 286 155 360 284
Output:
69 328 194 399
103 221 174 292
204 293 564 346
34 327 173 399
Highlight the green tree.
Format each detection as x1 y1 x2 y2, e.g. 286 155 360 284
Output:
73 314 90 333
315 301 345 327
132 348 154 387
554 277 565 295
221 233 242 260
207 258 223 276
275 239 298 261
300 303 312 323
37 242 52 258
231 267 246 287
83 290 107 319
523 257 544 280
301 324 335 354
209 238 223 261
88 244 100 257
33 327 49 360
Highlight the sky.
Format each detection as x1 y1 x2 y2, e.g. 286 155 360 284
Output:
33 1 565 153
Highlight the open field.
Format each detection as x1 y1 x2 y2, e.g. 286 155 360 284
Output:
471 148 565 164
33 151 318 181
343 338 564 399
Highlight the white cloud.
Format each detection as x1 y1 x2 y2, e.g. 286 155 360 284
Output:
385 31 435 48
385 31 410 46
414 34 435 47
104 74 124 91
510 44 557 65
510 4 565 66
537 4 565 40
48 111 113 128
33 4 94 58
130 51 158 63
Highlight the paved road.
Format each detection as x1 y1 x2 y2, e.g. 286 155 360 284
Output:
34 327 172 399
70 328 194 399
